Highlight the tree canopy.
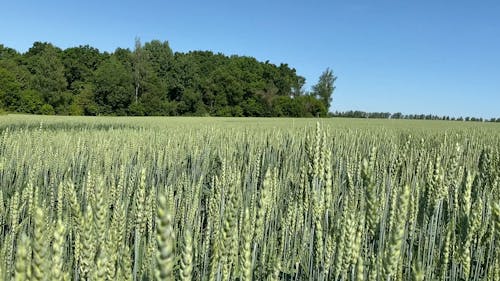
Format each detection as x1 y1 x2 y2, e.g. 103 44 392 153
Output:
312 68 336 111
0 41 334 117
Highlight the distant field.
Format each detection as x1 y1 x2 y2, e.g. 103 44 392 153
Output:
2 114 500 131
0 114 499 280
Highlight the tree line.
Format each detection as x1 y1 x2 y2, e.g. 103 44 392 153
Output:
0 39 336 117
331 111 500 122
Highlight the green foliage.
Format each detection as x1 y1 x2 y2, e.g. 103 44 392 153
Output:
17 89 44 113
0 67 21 111
0 40 331 117
62 45 104 88
94 56 134 115
312 68 336 111
71 82 99 115
24 42 68 106
143 40 173 79
39 104 55 115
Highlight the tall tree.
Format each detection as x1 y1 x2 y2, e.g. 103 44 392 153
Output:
133 37 146 103
24 42 68 112
312 68 336 111
62 45 103 88
94 56 133 115
0 67 21 110
143 40 173 79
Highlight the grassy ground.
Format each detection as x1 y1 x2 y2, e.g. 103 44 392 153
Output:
0 113 498 280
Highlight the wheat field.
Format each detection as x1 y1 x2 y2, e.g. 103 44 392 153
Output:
0 115 499 280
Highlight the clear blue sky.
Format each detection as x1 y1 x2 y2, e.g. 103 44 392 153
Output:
2 0 499 118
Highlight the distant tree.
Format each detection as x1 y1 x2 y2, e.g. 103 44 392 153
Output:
39 103 55 115
312 68 336 111
291 76 306 97
24 42 68 111
0 67 21 110
0 44 20 60
133 37 148 103
391 112 403 119
62 45 103 88
241 97 265 116
16 89 44 113
143 40 173 79
94 56 134 115
70 82 99 115
297 95 327 117
177 89 206 116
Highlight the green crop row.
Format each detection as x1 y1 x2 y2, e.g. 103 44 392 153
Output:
0 117 498 280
